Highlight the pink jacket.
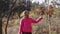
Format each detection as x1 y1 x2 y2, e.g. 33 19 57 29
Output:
18 16 43 34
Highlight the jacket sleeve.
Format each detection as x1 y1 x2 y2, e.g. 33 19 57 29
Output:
31 16 43 23
18 18 23 34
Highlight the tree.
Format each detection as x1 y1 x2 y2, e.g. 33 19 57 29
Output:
26 0 32 11
4 0 17 34
0 0 3 34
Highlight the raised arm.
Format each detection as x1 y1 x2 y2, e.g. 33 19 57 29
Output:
32 16 43 23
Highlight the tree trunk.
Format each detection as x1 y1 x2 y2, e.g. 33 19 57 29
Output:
0 18 2 34
0 0 3 34
5 0 17 34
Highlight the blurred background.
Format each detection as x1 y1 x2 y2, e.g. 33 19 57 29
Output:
0 0 60 34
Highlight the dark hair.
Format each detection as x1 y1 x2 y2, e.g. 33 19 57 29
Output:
24 10 29 14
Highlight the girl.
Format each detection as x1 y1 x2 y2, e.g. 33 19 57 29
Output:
18 10 43 34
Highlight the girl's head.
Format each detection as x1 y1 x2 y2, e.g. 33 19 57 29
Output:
24 10 29 18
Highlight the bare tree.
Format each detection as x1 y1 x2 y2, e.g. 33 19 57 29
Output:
0 0 3 34
5 0 17 34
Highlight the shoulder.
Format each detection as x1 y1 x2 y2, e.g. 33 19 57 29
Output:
19 17 24 24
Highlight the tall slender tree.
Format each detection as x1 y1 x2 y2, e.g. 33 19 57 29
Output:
5 0 17 34
0 0 3 34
